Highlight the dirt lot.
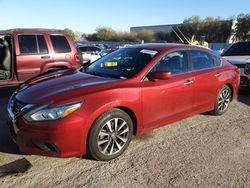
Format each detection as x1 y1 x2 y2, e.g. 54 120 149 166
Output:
0 87 249 188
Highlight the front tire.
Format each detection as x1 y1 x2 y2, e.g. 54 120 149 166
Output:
88 108 133 161
212 85 232 115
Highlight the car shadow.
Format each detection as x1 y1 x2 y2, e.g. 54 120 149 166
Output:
238 87 250 106
0 87 20 155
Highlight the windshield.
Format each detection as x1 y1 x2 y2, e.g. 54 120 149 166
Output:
223 42 250 56
84 48 159 79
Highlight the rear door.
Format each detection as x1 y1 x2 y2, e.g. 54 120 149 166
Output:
142 50 194 128
190 50 223 111
49 35 73 64
15 33 52 82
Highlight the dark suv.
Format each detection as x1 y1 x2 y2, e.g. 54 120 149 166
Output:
0 29 81 87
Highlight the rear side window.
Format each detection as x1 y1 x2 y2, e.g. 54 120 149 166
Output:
223 42 250 56
18 35 48 54
50 35 71 53
212 55 222 67
191 51 214 71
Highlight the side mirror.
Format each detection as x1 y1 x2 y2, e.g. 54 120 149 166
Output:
147 71 172 81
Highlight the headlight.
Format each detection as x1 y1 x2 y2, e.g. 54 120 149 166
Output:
24 102 82 122
245 63 250 74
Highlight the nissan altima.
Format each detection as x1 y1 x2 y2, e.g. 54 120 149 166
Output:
7 44 240 161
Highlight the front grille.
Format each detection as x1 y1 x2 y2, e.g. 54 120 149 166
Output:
13 99 27 115
234 64 245 68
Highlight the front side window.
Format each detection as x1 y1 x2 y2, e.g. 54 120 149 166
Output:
84 48 159 79
18 35 37 54
191 51 214 71
150 51 189 75
18 35 48 54
50 35 71 53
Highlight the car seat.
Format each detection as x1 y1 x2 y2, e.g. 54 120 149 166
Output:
0 40 11 80
157 56 182 75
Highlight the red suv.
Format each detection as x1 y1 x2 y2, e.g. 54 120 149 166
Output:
0 29 81 87
7 44 240 161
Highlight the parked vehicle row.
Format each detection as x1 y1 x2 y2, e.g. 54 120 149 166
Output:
76 44 118 66
7 43 240 161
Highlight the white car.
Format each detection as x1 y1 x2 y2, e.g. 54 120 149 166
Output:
77 46 101 64
222 41 250 87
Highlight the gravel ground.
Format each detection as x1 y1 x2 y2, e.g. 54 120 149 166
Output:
0 87 249 188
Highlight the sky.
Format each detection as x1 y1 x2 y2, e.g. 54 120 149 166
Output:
0 0 249 33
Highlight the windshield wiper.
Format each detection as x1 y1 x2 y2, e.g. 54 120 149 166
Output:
85 70 104 77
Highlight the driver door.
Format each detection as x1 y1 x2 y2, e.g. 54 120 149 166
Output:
142 50 194 128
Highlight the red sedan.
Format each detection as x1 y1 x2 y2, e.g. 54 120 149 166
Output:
7 44 240 161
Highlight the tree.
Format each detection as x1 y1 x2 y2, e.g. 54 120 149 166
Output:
235 13 250 41
179 16 232 43
119 32 138 42
136 29 156 42
95 27 117 41
63 28 77 41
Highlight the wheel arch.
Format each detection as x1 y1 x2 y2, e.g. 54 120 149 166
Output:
115 106 138 136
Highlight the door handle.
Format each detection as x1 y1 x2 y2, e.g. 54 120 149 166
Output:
184 80 193 85
215 73 222 77
41 55 50 59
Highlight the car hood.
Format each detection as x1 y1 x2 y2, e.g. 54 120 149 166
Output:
223 56 250 65
15 69 120 104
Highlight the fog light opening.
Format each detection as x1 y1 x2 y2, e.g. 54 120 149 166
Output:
33 142 58 153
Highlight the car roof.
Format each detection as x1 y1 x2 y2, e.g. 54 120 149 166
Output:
232 41 250 45
0 28 65 35
125 43 205 51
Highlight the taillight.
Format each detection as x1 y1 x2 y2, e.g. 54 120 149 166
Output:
245 63 250 74
74 53 80 63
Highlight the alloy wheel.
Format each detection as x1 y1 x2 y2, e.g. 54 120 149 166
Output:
97 118 129 155
218 88 231 112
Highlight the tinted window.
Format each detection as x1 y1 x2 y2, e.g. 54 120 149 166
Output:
223 42 250 56
191 51 214 70
18 35 37 54
37 35 48 53
85 48 159 79
50 35 71 53
151 51 189 75
79 47 88 52
89 47 101 52
79 46 101 53
18 35 48 54
212 55 222 67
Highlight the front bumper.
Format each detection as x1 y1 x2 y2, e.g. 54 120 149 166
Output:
7 115 87 157
7 96 88 158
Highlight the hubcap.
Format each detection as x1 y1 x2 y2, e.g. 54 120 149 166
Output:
97 118 129 155
218 89 230 112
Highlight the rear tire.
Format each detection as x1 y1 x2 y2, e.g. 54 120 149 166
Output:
88 108 133 161
212 85 232 115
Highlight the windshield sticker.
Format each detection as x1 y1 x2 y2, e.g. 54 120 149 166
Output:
140 49 158 56
104 62 118 67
